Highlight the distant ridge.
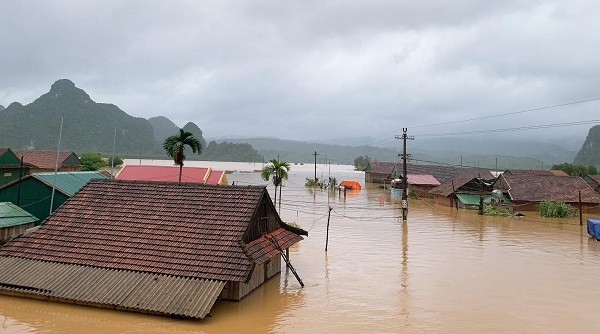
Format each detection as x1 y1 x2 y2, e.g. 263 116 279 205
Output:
0 79 156 155
574 125 600 167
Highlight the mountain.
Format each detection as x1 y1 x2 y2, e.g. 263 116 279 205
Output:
0 105 5 111
147 116 179 144
574 125 600 167
0 79 156 155
182 122 207 149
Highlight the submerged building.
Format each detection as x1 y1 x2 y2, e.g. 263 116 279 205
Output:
0 179 306 319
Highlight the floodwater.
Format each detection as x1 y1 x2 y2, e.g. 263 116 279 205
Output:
2 161 600 333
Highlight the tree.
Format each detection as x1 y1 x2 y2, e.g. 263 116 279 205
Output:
552 162 598 176
354 155 371 171
80 152 107 171
261 158 291 212
163 129 203 183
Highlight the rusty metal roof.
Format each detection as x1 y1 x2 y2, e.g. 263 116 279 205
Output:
0 256 224 319
115 165 210 183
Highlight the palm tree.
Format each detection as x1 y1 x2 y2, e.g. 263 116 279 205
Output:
163 129 203 183
261 158 291 212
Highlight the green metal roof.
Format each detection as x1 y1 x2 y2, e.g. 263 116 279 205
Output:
456 193 511 206
456 193 483 206
0 202 38 228
33 171 109 196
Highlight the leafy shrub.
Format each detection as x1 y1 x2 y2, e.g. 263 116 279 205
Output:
539 200 574 218
483 204 511 216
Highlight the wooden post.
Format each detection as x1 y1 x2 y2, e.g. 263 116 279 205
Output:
325 206 332 251
579 190 583 226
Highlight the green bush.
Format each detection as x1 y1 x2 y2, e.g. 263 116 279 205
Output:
539 200 574 218
483 204 511 216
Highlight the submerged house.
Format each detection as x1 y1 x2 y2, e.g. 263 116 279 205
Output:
0 171 108 223
391 174 441 198
0 148 31 187
583 175 600 193
493 174 600 212
0 202 37 244
0 179 307 319
115 165 228 185
429 177 504 209
16 150 81 173
366 161 493 185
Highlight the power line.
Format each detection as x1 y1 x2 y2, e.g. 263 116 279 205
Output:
411 96 600 129
414 119 600 137
362 96 600 147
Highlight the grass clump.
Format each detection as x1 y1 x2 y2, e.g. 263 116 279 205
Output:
539 200 574 218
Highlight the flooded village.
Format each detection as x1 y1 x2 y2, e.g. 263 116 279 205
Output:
3 2 600 332
1 150 600 333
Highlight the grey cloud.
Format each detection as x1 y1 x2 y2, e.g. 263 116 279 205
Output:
1 1 598 144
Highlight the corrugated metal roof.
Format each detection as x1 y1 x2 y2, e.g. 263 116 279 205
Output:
456 193 482 206
33 171 108 196
116 165 210 183
0 256 224 319
0 202 38 228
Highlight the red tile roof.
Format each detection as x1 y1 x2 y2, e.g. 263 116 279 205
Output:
16 150 79 169
497 174 600 203
505 169 568 177
115 165 209 183
0 148 8 156
0 179 304 282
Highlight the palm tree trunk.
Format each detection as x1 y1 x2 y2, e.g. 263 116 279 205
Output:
279 183 282 213
179 163 183 183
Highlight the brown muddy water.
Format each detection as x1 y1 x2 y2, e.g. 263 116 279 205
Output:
2 162 600 333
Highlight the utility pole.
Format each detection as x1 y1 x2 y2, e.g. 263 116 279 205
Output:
313 151 319 182
395 128 414 222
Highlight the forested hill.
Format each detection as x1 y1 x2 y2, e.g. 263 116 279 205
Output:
0 79 156 155
0 79 262 162
574 125 600 167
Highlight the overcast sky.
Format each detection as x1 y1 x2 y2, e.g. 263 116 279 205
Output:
1 1 599 147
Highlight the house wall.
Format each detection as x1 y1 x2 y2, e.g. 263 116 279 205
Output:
433 194 453 207
365 172 388 184
220 255 282 301
511 201 599 213
0 178 68 223
411 185 435 199
0 167 29 187
242 195 281 244
0 222 35 244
